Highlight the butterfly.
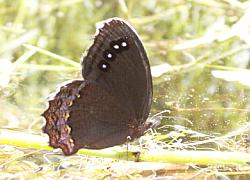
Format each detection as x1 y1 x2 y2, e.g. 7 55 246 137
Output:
42 18 153 155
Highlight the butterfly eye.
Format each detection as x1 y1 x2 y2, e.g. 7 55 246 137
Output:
97 60 110 72
103 50 116 61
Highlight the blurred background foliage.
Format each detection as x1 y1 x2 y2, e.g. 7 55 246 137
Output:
0 0 250 136
1 0 250 134
1 0 250 178
1 0 250 133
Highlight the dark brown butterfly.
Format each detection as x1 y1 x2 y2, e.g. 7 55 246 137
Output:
42 18 153 155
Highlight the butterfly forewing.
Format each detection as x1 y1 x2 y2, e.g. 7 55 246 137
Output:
82 18 152 123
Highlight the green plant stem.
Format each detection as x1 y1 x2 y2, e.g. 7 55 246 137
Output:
23 44 79 67
0 129 249 165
